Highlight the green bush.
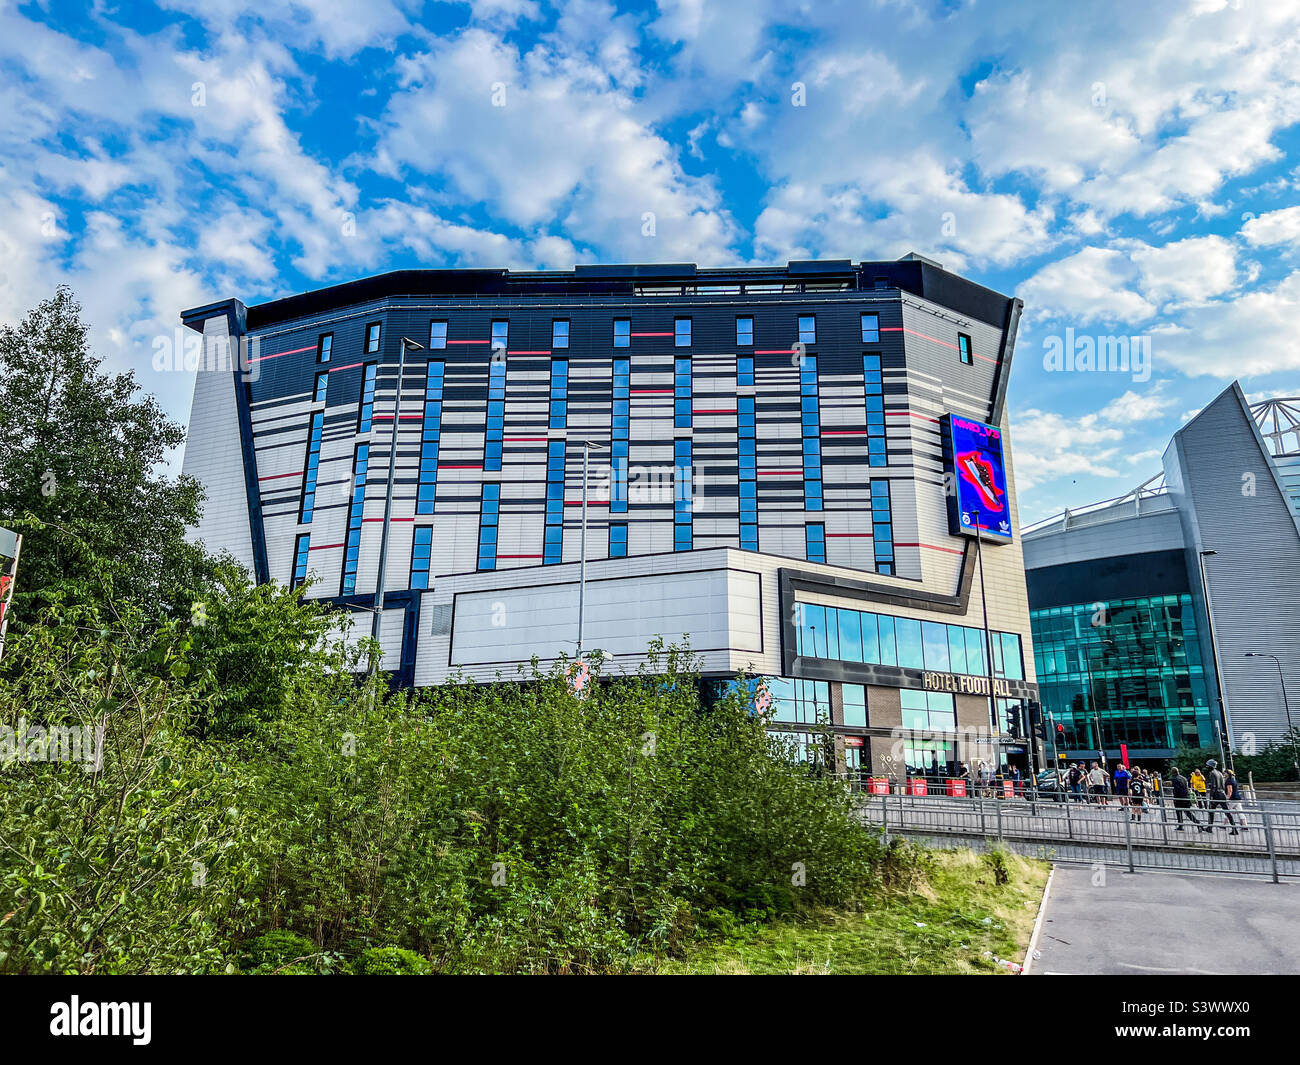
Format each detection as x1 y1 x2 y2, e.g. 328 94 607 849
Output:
240 931 316 973
355 947 431 975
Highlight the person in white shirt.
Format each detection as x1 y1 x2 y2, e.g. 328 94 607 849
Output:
1087 762 1108 804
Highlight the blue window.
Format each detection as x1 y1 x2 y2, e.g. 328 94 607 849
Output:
410 526 433 589
798 315 816 345
291 533 310 588
958 332 973 365
806 522 825 563
549 358 568 430
864 353 887 468
358 363 378 433
861 313 879 343
674 317 691 347
313 371 328 404
485 358 506 472
801 355 822 511
365 321 381 354
299 411 325 524
736 316 753 346
477 483 500 571
544 440 565 564
416 361 444 515
738 395 757 550
871 479 894 575
491 319 509 354
317 333 332 363
552 319 569 349
613 318 630 347
341 444 369 595
611 357 630 514
429 320 447 349
674 438 692 551
674 356 691 429
737 355 754 388
609 522 627 558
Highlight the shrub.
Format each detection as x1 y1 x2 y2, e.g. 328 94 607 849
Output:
240 931 316 973
355 947 431 975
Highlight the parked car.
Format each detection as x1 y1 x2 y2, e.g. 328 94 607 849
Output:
1034 769 1067 801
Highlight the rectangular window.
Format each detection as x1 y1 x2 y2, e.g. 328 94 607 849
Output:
798 314 816 346
864 353 887 468
801 355 822 511
544 440 565 564
805 522 826 563
609 522 628 558
491 319 509 354
549 358 568 430
736 316 753 346
674 356 691 430
674 438 692 551
611 357 630 514
485 357 506 472
958 332 973 365
416 361 444 515
313 372 329 404
429 320 447 350
299 411 325 524
738 395 757 550
317 333 333 363
842 684 867 728
365 321 381 354
737 355 754 388
477 483 500 571
552 319 569 349
613 318 630 347
861 313 880 343
291 533 310 589
674 317 691 347
871 479 894 574
340 444 369 595
410 526 433 590
357 362 378 433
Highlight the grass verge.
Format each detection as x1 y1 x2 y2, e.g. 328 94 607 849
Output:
650 847 1049 975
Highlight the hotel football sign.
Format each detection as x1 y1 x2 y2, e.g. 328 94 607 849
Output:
923 670 1015 697
941 413 1012 542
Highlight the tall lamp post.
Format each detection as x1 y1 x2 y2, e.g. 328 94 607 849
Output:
370 335 424 674
1245 652 1299 780
576 439 609 656
1196 549 1234 772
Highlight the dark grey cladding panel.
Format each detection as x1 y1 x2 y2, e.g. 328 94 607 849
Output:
1025 548 1191 610
787 648 1038 700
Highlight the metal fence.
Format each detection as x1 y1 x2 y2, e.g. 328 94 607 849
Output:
853 789 1300 882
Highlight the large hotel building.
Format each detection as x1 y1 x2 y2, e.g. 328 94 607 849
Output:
181 256 1039 777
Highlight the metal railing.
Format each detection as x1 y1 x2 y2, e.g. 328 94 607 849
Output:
851 787 1300 882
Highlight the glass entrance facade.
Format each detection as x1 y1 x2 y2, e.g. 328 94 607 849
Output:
1030 594 1215 754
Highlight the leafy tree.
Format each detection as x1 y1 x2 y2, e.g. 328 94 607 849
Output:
0 286 217 625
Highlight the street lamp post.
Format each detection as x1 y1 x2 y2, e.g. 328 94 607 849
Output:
370 336 424 675
576 440 609 656
1197 549 1235 772
1245 652 1299 780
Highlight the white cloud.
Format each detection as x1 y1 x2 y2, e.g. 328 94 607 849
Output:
1241 205 1300 248
1007 406 1127 490
1018 248 1156 324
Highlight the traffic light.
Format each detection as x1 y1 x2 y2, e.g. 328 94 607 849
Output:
1027 700 1046 740
1006 704 1022 738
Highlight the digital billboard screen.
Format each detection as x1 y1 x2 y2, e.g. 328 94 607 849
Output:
942 414 1012 542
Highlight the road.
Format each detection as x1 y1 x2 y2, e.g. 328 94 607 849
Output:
1030 864 1300 975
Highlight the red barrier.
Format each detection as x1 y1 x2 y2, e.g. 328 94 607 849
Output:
908 777 929 796
1003 781 1015 799
946 778 967 797
867 776 890 795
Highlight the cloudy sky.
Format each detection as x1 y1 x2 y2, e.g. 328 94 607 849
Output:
3 0 1300 522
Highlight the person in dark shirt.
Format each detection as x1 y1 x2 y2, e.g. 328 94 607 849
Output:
1203 759 1238 835
1169 766 1201 830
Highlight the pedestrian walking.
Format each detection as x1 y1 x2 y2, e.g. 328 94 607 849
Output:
1202 759 1238 835
1169 766 1201 830
1130 770 1147 822
1067 762 1085 802
1190 767 1208 809
1226 769 1250 830
1114 763 1131 807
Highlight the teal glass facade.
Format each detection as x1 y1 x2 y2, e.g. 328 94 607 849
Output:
1029 594 1215 753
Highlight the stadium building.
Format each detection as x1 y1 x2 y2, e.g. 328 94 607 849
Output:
180 257 1039 778
1023 382 1300 761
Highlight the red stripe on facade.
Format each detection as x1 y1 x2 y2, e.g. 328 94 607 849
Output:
896 542 964 556
882 326 998 364
258 471 302 481
509 350 552 355
504 436 548 442
754 349 798 355
499 554 543 559
308 543 344 551
631 388 672 394
694 408 736 415
361 517 414 522
439 464 483 470
826 532 872 538
372 414 424 420
822 430 863 436
249 344 314 364
329 361 363 372
631 331 673 337
758 470 802 476
886 410 940 425
447 339 489 345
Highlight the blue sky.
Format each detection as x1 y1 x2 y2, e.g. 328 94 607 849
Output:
3 0 1300 523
